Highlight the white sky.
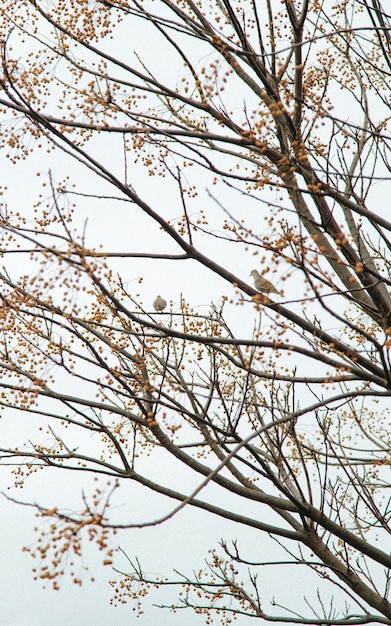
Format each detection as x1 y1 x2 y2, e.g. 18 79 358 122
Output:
0 2 388 625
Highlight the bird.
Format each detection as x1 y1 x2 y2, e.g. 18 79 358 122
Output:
153 295 167 312
250 270 281 295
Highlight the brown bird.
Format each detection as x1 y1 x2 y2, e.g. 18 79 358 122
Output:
250 270 281 295
153 295 167 312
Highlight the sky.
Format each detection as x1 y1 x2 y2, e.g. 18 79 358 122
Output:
0 2 388 626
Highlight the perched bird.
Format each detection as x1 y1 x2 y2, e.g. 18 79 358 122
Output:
153 295 167 312
250 269 281 295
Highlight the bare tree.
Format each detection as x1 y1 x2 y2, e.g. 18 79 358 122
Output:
0 0 390 622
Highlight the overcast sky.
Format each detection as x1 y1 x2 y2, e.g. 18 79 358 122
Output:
0 3 386 625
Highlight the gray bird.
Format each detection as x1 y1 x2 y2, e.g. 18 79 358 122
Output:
153 295 167 312
250 270 281 295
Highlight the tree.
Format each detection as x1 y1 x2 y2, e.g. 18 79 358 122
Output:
0 0 390 623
